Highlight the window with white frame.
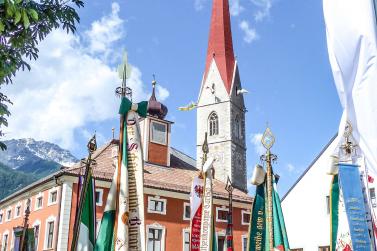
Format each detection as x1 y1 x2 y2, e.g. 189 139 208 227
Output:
217 233 225 251
24 198 32 211
48 189 58 206
242 236 248 251
95 189 103 206
147 224 165 251
15 204 21 218
0 211 3 223
35 194 43 210
209 112 219 136
33 221 41 251
216 207 228 222
241 210 251 225
2 232 9 251
6 209 11 221
150 121 167 145
44 217 55 249
148 197 167 215
182 229 190 251
183 202 190 221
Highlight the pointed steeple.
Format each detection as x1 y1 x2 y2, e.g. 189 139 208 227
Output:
204 0 235 94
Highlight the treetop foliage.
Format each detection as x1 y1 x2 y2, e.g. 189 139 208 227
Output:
0 0 84 150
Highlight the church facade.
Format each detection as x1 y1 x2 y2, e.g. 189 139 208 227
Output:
0 0 252 250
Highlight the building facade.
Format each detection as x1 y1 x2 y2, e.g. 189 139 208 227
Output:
0 0 253 250
281 136 337 251
0 128 251 251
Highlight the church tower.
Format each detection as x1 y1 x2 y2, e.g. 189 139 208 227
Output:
196 0 247 191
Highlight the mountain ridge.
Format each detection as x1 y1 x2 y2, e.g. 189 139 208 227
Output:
0 138 78 199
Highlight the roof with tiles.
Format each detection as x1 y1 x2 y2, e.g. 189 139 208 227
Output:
0 140 252 205
65 140 252 204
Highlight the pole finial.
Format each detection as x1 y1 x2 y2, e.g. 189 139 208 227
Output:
261 126 275 150
87 133 97 154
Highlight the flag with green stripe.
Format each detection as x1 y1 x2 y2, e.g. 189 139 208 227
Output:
247 174 290 251
77 171 96 250
272 176 289 251
95 97 147 251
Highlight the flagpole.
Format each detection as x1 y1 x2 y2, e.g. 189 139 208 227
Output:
266 149 274 251
71 135 97 251
260 127 277 251
19 198 31 251
113 54 132 245
225 177 234 251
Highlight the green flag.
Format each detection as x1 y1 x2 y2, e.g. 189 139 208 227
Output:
247 183 265 251
272 176 290 251
330 175 339 251
95 97 147 251
77 172 96 250
247 174 290 251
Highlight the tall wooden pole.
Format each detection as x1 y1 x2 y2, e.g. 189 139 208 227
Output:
71 136 97 251
112 52 132 246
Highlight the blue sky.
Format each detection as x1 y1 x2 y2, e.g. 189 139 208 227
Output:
5 0 342 195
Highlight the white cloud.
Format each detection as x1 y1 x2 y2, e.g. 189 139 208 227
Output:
4 2 169 150
230 0 244 16
85 2 124 61
156 86 170 102
239 20 259 43
287 163 295 172
250 133 264 155
251 0 272 22
194 0 207 11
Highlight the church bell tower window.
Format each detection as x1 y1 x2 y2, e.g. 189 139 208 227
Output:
209 112 219 136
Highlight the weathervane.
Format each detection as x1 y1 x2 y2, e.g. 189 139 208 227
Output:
116 51 133 99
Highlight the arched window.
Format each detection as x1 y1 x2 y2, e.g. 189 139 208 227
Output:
209 112 219 136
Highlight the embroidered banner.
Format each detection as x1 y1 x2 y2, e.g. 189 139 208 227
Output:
339 163 371 250
248 183 265 251
190 176 204 251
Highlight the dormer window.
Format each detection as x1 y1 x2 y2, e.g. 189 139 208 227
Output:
209 112 219 136
151 121 167 145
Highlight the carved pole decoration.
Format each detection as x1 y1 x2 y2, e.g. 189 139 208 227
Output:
261 127 276 251
19 198 31 251
225 177 234 251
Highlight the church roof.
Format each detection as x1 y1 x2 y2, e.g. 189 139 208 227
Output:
281 134 337 201
204 0 235 94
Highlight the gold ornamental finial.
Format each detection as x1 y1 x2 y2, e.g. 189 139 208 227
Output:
261 127 275 150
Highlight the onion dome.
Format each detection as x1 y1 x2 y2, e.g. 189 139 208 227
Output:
147 80 168 119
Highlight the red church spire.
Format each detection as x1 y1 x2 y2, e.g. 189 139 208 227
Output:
204 0 235 94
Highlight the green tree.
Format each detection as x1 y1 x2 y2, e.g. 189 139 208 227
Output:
0 0 84 150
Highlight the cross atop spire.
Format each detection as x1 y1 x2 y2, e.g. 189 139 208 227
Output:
204 0 235 94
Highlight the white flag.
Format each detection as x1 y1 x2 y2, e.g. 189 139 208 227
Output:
323 0 377 245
